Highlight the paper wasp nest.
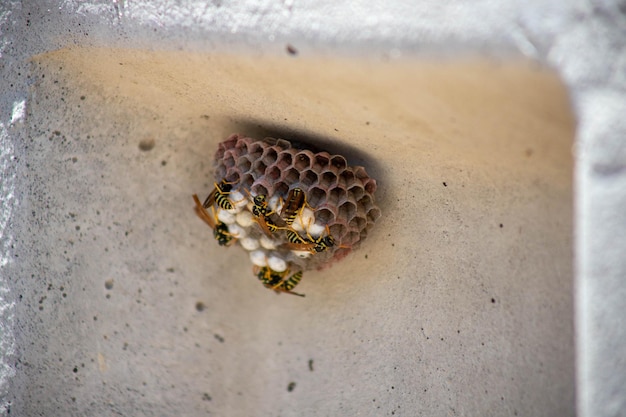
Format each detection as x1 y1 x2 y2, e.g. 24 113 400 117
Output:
195 134 381 292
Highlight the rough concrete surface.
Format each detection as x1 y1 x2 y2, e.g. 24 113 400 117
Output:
0 1 624 417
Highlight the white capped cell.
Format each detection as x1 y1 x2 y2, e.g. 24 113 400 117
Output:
230 190 248 209
268 195 283 213
259 234 278 250
291 250 312 259
295 207 316 234
236 210 254 227
217 209 236 225
249 250 267 267
240 237 260 251
267 255 287 272
228 223 246 238
291 218 304 232
308 222 326 238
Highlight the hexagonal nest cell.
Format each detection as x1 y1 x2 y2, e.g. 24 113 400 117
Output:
194 133 381 296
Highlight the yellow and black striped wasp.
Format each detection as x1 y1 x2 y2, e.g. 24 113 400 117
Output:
203 179 238 211
283 225 336 253
247 192 285 237
280 188 307 226
193 194 236 246
254 265 305 297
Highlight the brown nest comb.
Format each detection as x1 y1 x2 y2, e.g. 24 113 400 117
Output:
194 134 381 296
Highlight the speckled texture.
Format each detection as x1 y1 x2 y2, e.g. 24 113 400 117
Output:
210 134 380 270
4 0 623 416
0 48 575 416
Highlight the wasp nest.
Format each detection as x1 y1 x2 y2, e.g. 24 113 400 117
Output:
194 133 381 296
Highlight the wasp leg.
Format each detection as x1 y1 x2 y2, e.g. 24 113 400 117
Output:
272 284 306 297
255 216 279 237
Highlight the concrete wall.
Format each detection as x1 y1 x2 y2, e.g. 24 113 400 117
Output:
0 1 624 416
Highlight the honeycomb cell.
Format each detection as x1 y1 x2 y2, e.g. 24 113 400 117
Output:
347 231 360 244
329 223 347 240
262 147 278 166
248 142 264 159
338 201 357 221
223 153 236 170
367 207 382 222
349 216 367 230
328 187 346 206
240 237 260 251
282 168 300 185
358 194 373 209
307 186 327 208
331 155 348 171
235 137 249 152
353 166 369 181
260 234 278 250
275 138 292 149
268 255 287 272
294 152 311 171
363 178 377 195
250 250 267 267
321 171 338 188
272 182 290 199
314 153 330 170
224 172 240 184
266 166 281 182
240 173 254 190
307 222 327 238
276 151 293 170
300 169 318 188
315 208 335 225
237 155 253 172
236 210 255 227
339 171 357 189
253 159 267 176
251 183 269 197
348 184 364 202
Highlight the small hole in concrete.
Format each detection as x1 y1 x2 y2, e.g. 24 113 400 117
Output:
286 44 298 55
138 138 155 151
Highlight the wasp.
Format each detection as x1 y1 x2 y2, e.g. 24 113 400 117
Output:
283 225 336 253
203 179 238 211
280 188 307 226
248 192 285 237
193 194 236 246
254 266 305 297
